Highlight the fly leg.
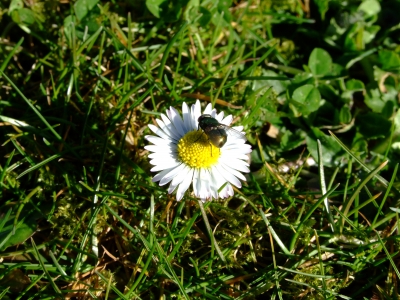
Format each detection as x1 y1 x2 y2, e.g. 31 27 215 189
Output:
193 131 205 143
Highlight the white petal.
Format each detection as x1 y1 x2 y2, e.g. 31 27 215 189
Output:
218 185 229 198
241 144 253 154
168 166 191 194
167 106 186 137
170 165 191 188
219 162 246 181
220 148 250 160
159 163 186 186
220 148 249 160
227 184 234 196
148 152 175 159
192 100 202 129
148 124 171 141
215 164 241 188
148 152 177 163
202 169 213 199
199 169 218 199
192 168 200 196
145 135 174 146
221 115 233 125
203 103 213 115
215 111 224 122
146 144 175 155
210 165 229 193
225 138 246 148
219 184 234 198
195 168 212 199
145 145 176 155
160 114 182 141
182 102 192 133
150 156 180 167
156 118 180 141
153 118 168 132
168 181 179 194
176 168 194 200
219 156 250 173
232 125 243 132
152 168 175 183
223 144 252 154
150 160 181 172
205 168 219 199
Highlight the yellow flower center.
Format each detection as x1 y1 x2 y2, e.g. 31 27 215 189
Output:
177 131 220 168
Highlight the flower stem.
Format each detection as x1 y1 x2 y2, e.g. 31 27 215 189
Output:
198 200 226 263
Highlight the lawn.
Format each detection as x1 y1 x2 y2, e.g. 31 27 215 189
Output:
1 0 400 299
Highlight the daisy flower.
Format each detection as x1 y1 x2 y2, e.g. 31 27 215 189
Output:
145 100 252 201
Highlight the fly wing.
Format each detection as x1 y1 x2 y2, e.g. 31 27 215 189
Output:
216 126 227 137
219 125 247 142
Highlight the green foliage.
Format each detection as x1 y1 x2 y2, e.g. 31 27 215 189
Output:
290 84 321 116
8 0 46 31
357 112 392 139
74 0 99 20
146 0 190 22
0 210 38 251
309 48 333 76
0 0 400 298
